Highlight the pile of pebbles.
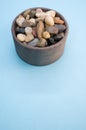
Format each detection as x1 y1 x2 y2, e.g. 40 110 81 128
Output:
15 8 66 47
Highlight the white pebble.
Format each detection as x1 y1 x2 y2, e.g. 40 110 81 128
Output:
25 33 34 42
45 16 54 26
29 18 36 26
46 10 56 17
25 27 33 34
16 15 25 27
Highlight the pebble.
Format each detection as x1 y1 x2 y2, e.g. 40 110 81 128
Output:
36 38 47 47
32 27 37 37
47 37 55 45
43 31 50 39
17 34 26 42
54 24 66 33
29 10 36 18
23 9 31 18
54 17 64 24
54 32 65 41
16 27 25 34
37 21 44 39
16 15 25 27
46 10 56 17
36 12 46 18
29 18 36 26
25 27 33 34
36 17 45 22
22 21 30 27
25 33 34 42
46 26 58 34
45 16 54 26
36 8 43 13
27 38 39 46
26 15 30 20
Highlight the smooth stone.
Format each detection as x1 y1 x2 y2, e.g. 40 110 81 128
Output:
46 26 58 34
36 38 47 47
47 37 55 45
27 38 39 46
54 24 66 33
29 18 36 26
16 27 25 34
25 27 33 34
37 21 44 39
46 10 56 17
17 34 26 42
43 31 50 39
25 33 34 42
22 21 30 27
54 17 64 24
36 12 46 18
54 32 65 41
45 16 54 26
16 15 25 27
36 8 43 13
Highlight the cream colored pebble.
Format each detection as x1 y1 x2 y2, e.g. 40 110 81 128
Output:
43 31 50 39
46 10 56 17
25 33 34 42
17 34 26 42
36 12 46 18
36 8 43 13
29 18 36 26
26 14 30 20
16 15 25 27
25 27 33 34
45 16 54 26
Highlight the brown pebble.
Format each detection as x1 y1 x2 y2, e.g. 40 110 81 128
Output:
54 17 64 24
37 21 44 39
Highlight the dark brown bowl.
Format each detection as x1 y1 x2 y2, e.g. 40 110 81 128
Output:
11 7 69 66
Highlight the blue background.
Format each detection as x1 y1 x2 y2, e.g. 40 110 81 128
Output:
0 0 86 130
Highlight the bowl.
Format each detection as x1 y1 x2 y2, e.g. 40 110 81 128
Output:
11 7 69 66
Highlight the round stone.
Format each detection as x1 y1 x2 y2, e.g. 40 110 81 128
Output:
25 27 33 34
46 10 56 17
25 33 34 42
16 15 25 27
43 31 50 39
45 16 54 26
17 34 26 42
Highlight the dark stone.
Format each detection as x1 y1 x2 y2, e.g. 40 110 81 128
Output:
47 37 55 45
54 32 65 42
16 27 25 34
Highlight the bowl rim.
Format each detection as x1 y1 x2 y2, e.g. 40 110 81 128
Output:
11 7 69 51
